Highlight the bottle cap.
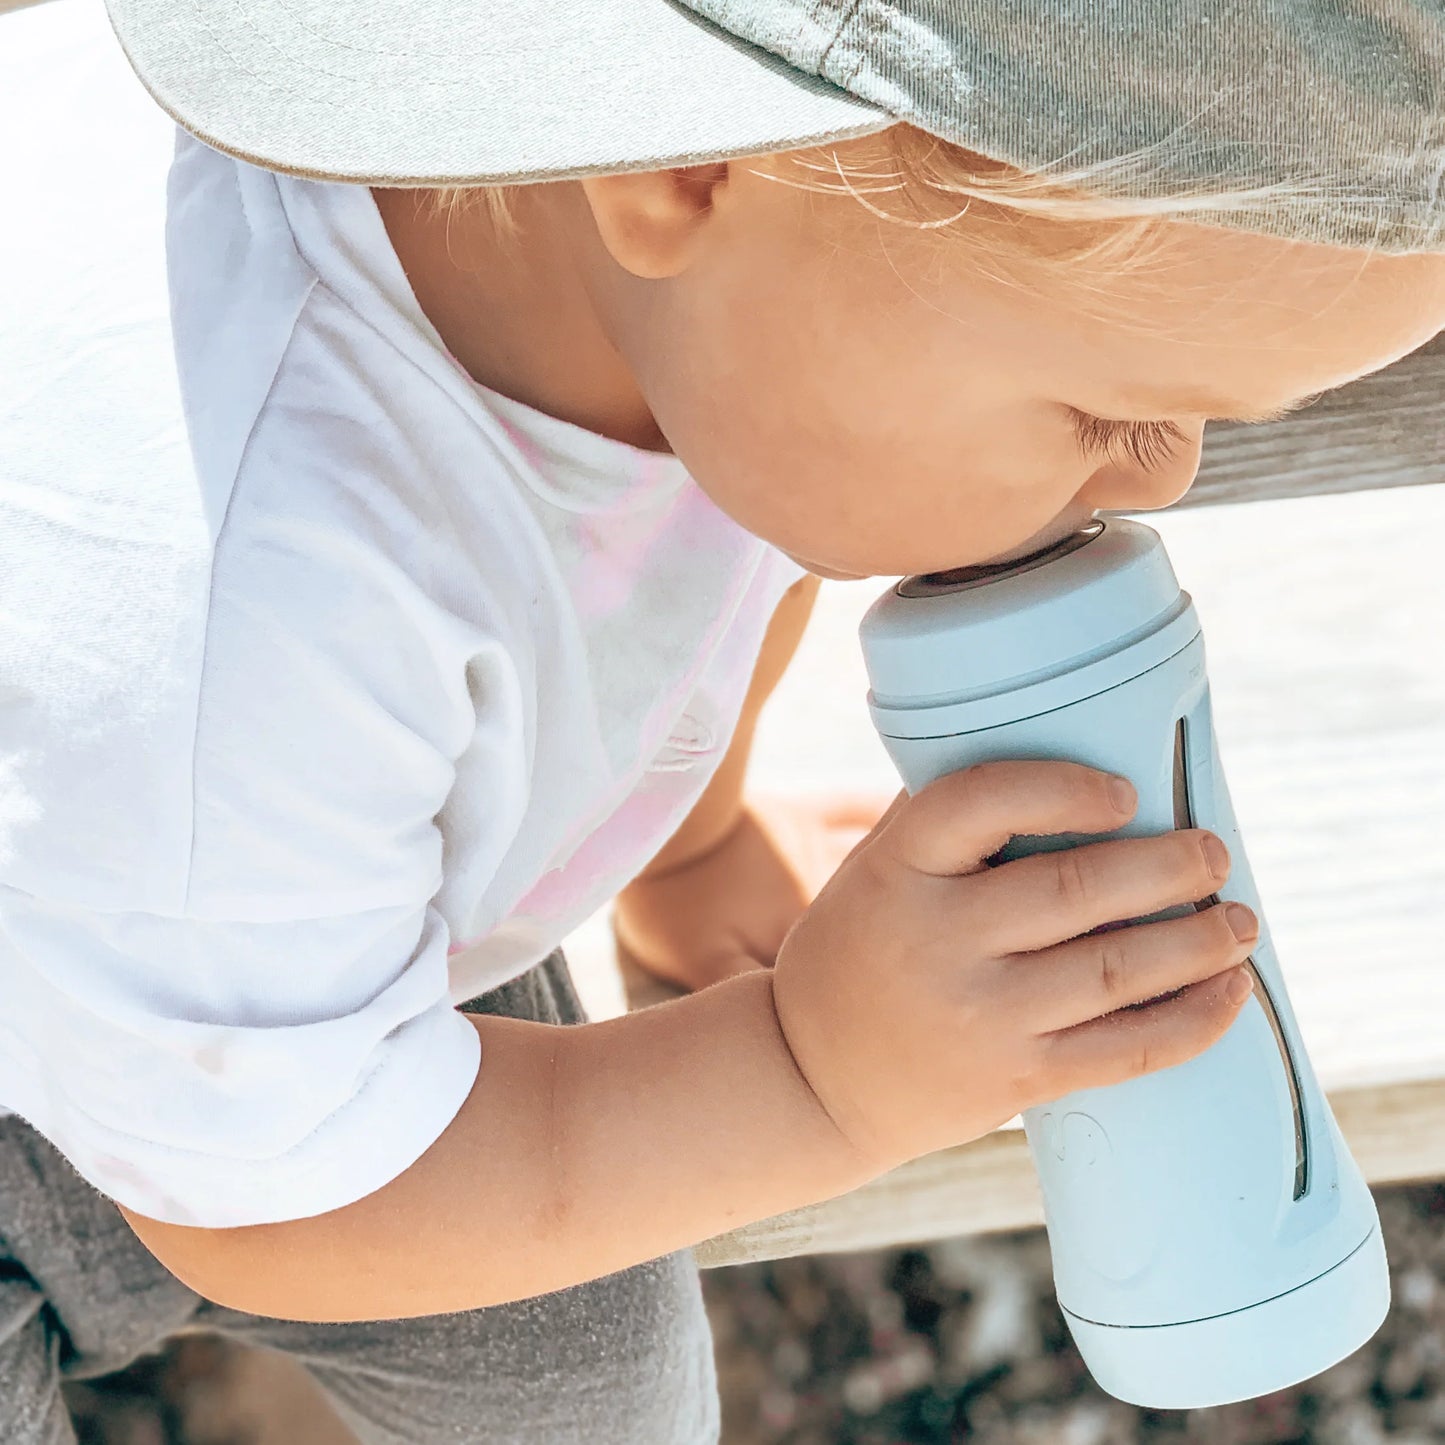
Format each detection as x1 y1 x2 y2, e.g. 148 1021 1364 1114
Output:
861 517 1198 732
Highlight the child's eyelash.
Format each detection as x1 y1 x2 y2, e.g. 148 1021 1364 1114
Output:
1069 410 1189 472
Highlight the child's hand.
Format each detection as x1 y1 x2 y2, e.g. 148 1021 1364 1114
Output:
770 760 1259 1173
613 792 893 993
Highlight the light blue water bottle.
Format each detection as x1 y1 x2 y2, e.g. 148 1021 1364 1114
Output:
859 516 1388 1408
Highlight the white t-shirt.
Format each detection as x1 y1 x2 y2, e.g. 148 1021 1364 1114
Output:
0 1 803 1227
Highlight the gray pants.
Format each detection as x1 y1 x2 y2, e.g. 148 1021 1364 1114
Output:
0 951 720 1444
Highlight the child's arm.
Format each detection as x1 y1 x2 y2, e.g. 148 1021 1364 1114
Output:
122 759 1252 1326
119 964 878 1323
120 575 836 1322
614 573 836 989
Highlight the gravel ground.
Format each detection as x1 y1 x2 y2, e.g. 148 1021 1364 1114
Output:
61 1179 1445 1444
702 1181 1445 1445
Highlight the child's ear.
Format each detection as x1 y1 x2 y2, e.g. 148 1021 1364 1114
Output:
580 163 731 280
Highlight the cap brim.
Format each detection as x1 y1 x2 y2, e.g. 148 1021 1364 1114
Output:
102 0 893 185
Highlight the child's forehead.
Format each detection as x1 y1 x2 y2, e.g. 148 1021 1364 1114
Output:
764 192 1445 421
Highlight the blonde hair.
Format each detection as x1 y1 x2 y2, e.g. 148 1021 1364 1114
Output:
426 122 1315 285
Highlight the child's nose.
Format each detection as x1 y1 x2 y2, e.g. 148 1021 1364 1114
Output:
1076 431 1205 515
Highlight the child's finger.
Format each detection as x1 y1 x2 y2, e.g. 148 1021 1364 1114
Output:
877 761 1134 878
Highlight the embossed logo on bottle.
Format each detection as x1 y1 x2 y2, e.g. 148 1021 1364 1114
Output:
1033 1110 1160 1285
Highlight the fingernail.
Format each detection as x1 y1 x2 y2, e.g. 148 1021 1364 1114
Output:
1225 903 1258 942
1200 833 1230 880
1108 776 1136 813
1226 968 1255 1005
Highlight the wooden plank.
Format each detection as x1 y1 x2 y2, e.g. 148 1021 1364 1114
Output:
694 1077 1445 1266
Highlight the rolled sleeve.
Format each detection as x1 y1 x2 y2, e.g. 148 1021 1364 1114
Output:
0 887 481 1227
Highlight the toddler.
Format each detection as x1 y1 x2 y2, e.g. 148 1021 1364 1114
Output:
2 1 1443 1441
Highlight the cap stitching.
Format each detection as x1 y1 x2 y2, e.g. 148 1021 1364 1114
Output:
816 0 867 75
